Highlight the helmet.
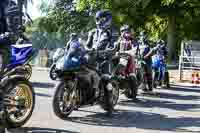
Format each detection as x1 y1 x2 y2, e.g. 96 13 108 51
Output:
120 25 130 33
139 31 148 41
95 10 112 29
69 33 78 41
157 39 165 45
140 31 147 37
70 33 78 38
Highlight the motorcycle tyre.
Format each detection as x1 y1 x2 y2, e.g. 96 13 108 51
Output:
52 82 74 119
49 64 57 80
5 79 35 128
124 76 138 99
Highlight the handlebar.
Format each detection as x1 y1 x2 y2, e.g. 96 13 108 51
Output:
117 52 130 57
85 48 115 56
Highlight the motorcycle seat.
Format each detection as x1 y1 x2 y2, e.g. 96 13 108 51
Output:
12 44 32 49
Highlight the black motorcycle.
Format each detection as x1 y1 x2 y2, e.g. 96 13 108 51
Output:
0 66 35 128
52 50 119 119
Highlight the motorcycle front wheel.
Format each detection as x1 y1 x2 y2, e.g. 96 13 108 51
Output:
49 64 58 80
124 75 138 99
52 81 76 119
5 79 35 128
99 80 119 112
164 71 170 88
24 64 32 80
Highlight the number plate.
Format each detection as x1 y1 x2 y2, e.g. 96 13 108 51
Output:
119 58 128 66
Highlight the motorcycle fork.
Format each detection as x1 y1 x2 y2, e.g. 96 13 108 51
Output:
63 78 78 107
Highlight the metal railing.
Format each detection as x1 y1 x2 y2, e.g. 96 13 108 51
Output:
179 40 200 80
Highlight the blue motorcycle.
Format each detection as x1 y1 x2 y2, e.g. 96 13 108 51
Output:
4 43 37 80
152 51 170 88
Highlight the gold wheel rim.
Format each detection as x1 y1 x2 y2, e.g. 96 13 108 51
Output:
9 83 33 122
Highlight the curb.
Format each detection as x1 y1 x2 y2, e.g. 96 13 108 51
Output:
32 67 50 71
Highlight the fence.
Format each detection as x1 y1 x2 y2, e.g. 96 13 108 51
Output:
30 49 55 68
179 40 200 81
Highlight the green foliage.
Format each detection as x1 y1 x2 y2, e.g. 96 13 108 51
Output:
26 0 200 60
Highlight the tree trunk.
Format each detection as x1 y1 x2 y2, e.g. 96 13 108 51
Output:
167 15 176 63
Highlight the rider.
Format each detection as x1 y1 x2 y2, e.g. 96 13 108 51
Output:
138 31 154 92
157 39 168 58
152 39 168 86
0 0 17 76
16 25 30 44
86 10 116 112
64 33 100 100
139 32 166 92
115 24 139 75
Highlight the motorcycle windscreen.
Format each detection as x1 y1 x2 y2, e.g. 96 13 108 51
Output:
56 56 65 70
53 48 64 61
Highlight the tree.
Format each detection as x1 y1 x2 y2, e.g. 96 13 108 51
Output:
27 0 200 60
76 0 200 61
17 0 33 26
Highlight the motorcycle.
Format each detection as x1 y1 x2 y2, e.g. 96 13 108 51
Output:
4 43 37 80
152 52 170 88
49 48 65 80
0 67 35 128
112 52 138 99
52 50 119 119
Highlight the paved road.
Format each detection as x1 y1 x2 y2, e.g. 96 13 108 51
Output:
5 69 200 133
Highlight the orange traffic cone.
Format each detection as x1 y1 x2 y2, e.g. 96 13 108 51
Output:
192 72 199 84
192 72 195 84
194 73 199 84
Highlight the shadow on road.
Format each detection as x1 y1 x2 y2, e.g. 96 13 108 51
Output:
155 91 200 101
6 127 79 133
168 85 200 93
67 110 200 132
35 92 52 98
119 98 199 111
31 82 55 89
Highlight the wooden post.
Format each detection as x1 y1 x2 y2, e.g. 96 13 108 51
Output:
179 55 182 81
